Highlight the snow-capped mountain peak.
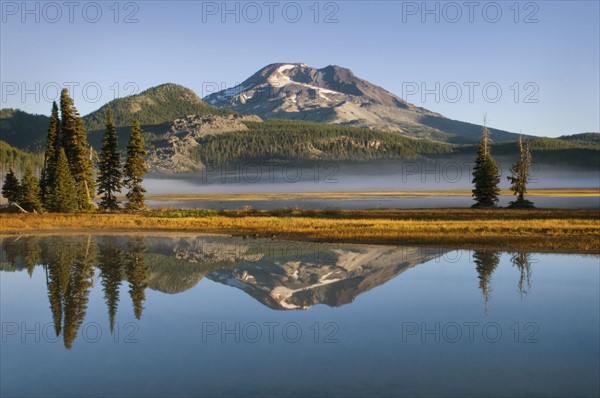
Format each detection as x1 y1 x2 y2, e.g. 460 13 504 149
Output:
204 62 442 132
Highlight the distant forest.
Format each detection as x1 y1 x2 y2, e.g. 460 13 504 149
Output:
0 140 45 178
188 120 454 166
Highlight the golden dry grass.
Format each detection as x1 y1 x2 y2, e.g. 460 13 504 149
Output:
1 209 599 253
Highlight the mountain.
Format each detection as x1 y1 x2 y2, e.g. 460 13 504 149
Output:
0 108 51 151
82 84 242 168
83 83 232 131
204 63 521 144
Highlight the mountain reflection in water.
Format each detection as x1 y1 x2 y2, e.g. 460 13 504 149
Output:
0 235 534 349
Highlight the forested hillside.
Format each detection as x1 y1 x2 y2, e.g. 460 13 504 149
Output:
187 120 454 166
0 140 45 177
84 84 232 131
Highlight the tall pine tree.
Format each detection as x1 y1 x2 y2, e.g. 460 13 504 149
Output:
124 120 147 211
60 88 95 211
472 118 501 208
41 102 61 202
19 166 43 213
507 135 534 208
46 148 77 213
97 108 123 210
2 169 20 205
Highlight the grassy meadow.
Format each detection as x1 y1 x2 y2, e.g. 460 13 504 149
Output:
1 208 599 254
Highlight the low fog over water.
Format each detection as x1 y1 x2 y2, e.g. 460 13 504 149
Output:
145 160 600 195
144 160 599 210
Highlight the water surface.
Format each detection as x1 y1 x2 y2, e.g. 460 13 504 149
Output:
1 235 598 397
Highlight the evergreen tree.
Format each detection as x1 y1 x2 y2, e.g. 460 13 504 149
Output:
472 118 501 208
473 251 501 314
97 237 124 333
41 102 61 202
19 166 43 213
46 148 77 213
2 169 20 205
126 236 148 319
507 135 534 208
60 88 95 211
97 108 123 210
124 120 147 211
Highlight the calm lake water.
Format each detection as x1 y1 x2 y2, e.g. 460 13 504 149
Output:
1 235 599 397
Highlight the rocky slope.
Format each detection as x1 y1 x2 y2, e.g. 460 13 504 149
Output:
143 113 262 174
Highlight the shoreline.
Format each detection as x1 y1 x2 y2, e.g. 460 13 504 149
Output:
1 208 599 254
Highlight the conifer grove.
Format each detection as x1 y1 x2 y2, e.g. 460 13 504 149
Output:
2 89 147 213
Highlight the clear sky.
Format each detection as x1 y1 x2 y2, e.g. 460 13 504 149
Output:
1 0 598 137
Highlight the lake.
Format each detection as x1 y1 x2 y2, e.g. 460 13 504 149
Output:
1 235 599 397
142 164 600 210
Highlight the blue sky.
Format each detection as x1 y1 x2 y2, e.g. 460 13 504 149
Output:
1 0 598 137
